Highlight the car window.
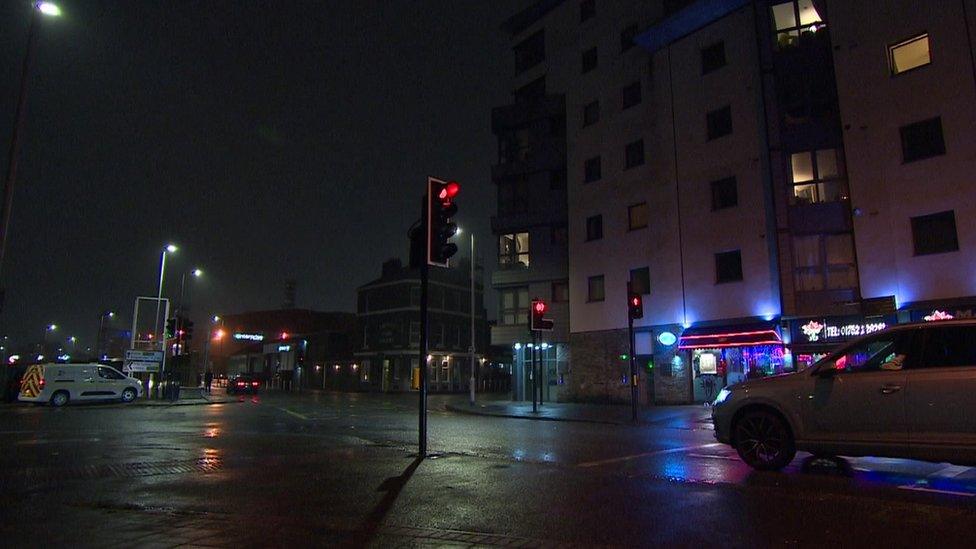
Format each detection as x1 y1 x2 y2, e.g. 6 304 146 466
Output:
826 331 915 374
98 366 126 380
919 326 976 368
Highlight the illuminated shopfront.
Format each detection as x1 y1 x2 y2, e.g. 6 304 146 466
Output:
788 315 894 369
678 324 787 403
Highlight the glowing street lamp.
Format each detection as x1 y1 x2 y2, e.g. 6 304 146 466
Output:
36 2 62 17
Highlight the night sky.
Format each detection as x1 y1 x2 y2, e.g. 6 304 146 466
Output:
0 1 522 351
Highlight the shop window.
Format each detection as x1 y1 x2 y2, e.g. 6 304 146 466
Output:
514 30 545 74
771 0 824 50
584 155 602 182
911 210 959 256
889 33 930 75
624 139 645 169
701 41 726 75
498 178 529 214
710 176 738 210
621 23 638 52
498 232 530 267
793 233 857 291
790 149 848 204
715 250 743 283
630 267 650 295
706 105 732 140
586 215 603 241
549 168 567 190
583 100 599 127
901 117 946 163
580 0 595 22
919 327 976 368
582 47 598 73
628 202 648 231
500 287 529 325
622 81 642 109
587 275 605 302
552 281 569 303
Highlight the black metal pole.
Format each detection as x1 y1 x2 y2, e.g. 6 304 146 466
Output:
531 329 537 413
629 313 638 423
417 199 429 457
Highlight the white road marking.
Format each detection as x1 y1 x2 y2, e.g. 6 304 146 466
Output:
686 453 739 461
898 485 974 497
928 464 971 478
577 443 723 468
278 407 309 420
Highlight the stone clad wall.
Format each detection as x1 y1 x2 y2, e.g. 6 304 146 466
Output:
566 330 633 404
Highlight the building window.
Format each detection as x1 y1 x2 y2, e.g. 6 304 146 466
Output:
701 41 726 74
771 0 824 50
549 168 567 190
900 117 946 163
715 250 743 283
624 139 645 169
585 215 603 241
582 47 598 73
587 275 605 302
620 23 638 52
710 176 738 210
551 224 568 245
580 0 595 22
793 234 857 291
911 211 959 256
622 81 641 109
552 281 569 303
789 149 848 205
409 322 421 346
514 30 545 74
630 267 650 295
706 105 732 140
410 285 420 307
498 178 529 214
498 233 530 267
498 127 531 164
500 287 529 325
583 100 599 127
628 203 648 231
584 155 602 182
514 76 546 104
889 33 930 75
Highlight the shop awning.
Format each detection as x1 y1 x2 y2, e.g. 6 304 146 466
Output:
678 323 782 349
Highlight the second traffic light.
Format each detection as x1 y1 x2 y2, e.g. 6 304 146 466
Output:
628 292 644 320
165 318 177 339
427 177 460 267
530 299 554 331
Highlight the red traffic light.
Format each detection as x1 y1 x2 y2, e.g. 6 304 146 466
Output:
534 301 547 314
439 181 460 201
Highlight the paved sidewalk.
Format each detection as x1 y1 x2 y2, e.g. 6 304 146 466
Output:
131 387 238 406
443 397 714 429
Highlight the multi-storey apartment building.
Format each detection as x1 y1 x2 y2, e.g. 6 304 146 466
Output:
496 0 976 404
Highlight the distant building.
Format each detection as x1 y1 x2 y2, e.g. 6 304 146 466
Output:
356 258 488 393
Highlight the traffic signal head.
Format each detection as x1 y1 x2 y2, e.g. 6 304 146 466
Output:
628 293 644 320
183 319 194 341
530 299 554 331
427 177 460 267
165 318 177 339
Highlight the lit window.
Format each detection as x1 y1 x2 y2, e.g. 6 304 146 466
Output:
790 149 848 205
500 287 529 325
771 0 823 49
889 34 930 75
793 234 857 291
498 233 530 267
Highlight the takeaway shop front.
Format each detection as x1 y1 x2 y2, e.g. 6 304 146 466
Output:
788 315 895 369
678 323 787 403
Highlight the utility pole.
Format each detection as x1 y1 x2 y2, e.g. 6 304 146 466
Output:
469 234 476 406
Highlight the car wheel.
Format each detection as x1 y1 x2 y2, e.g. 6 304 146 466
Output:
50 391 69 408
121 387 137 403
734 409 795 471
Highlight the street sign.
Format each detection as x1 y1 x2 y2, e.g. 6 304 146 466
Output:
124 350 163 373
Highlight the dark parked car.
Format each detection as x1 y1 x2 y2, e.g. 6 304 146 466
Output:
226 375 261 395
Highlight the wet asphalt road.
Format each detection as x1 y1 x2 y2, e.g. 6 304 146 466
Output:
1 390 976 548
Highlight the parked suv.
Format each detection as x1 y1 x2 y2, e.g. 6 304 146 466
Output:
18 363 143 407
712 320 976 470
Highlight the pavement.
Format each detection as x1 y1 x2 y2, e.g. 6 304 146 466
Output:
2 390 976 547
443 396 714 428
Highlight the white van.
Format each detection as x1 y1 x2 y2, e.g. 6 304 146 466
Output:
18 363 143 406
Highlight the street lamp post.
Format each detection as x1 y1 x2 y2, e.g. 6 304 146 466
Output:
469 232 476 406
0 2 61 307
177 268 202 316
153 245 177 345
96 311 114 359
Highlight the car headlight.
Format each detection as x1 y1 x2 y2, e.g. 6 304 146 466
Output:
713 387 732 406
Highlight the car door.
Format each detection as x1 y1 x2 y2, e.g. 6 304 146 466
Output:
96 366 123 398
906 324 976 462
803 329 919 452
76 366 98 399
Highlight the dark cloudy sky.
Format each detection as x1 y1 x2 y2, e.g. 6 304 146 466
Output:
0 0 523 350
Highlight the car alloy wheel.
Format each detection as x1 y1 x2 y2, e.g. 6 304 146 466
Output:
734 410 795 471
121 387 137 403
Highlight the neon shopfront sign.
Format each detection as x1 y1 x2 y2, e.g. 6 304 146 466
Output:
233 333 264 341
799 319 886 343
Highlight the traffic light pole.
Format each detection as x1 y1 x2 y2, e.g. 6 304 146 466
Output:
628 305 638 424
530 329 537 413
417 200 430 458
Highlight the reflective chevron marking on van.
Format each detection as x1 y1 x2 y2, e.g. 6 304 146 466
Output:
20 365 43 398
